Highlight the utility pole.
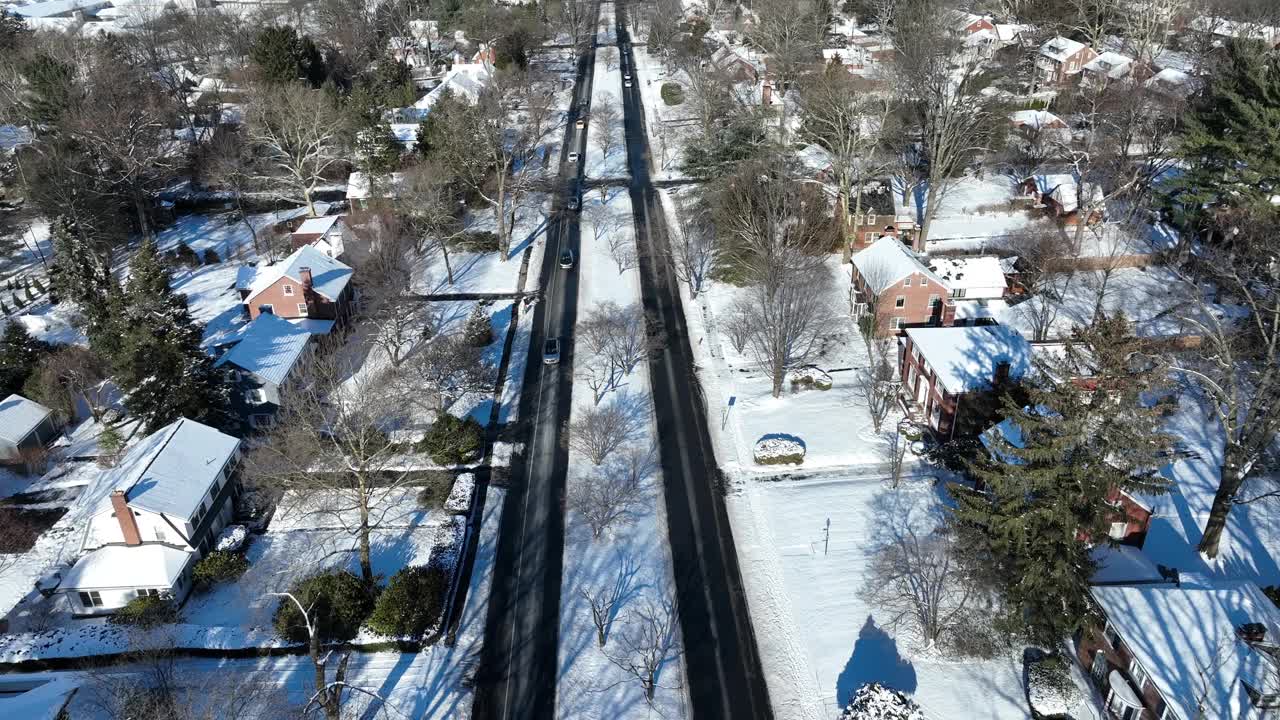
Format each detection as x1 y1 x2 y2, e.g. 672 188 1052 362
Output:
823 518 830 556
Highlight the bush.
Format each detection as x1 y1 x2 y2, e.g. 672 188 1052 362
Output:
192 550 249 589
202 248 221 264
108 595 178 627
367 565 450 639
174 243 201 267
272 570 374 643
787 365 832 391
462 304 493 346
1027 654 1083 719
452 231 499 253
753 435 805 465
416 474 455 509
419 414 484 466
838 682 923 719
660 82 684 105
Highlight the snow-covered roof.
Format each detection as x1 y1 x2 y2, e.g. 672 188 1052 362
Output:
214 312 312 386
0 674 80 720
409 63 490 117
1145 68 1199 99
1083 51 1133 79
1090 544 1165 585
246 245 353 303
292 215 341 237
0 125 32 153
346 171 406 201
994 23 1029 44
1039 36 1087 63
0 394 53 445
62 544 193 591
1009 110 1065 130
1028 174 1101 214
927 256 1007 292
1091 580 1280 720
287 318 337 335
796 143 833 175
904 325 1032 394
98 418 239 520
851 237 945 293
235 264 258 292
12 0 108 18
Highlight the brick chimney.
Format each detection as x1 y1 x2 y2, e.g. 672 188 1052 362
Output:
110 490 142 546
299 266 313 289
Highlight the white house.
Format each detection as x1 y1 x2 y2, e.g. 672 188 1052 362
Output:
289 215 350 259
61 418 241 615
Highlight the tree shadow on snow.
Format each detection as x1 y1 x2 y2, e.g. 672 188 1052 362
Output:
835 615 917 706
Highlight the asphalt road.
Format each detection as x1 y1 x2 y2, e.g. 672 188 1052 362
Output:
470 14 598 720
613 4 775 719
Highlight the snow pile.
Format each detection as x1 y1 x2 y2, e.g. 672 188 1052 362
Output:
787 365 833 391
443 473 475 515
214 524 247 553
428 515 466 571
837 682 924 720
1027 655 1082 718
753 435 805 465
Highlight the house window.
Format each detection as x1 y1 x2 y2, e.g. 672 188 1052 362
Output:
1109 521 1128 540
155 527 167 542
952 288 967 298
1103 620 1121 648
903 277 912 287
1159 704 1179 720
258 304 274 315
928 294 940 308
137 588 161 599
894 296 906 308
891 317 905 330
920 277 927 287
191 505 205 528
78 591 103 608
249 414 273 429
1129 658 1148 689
297 303 309 316
282 284 295 296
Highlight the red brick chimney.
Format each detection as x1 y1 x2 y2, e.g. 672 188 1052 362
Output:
110 490 142 546
299 267 313 289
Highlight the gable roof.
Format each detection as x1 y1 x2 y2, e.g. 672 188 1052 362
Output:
0 394 53 445
1091 579 1280 720
1010 109 1066 130
1083 51 1133 79
851 237 945 293
62 544 193 591
214 312 312 386
904 325 1032 394
245 245 353 303
99 418 239 519
292 215 341 238
1040 36 1087 62
926 255 1007 291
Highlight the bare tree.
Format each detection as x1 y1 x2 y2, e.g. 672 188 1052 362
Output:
403 334 497 412
25 345 108 424
401 164 470 284
244 83 348 217
738 265 835 397
249 357 417 586
747 0 827 143
579 550 642 647
203 130 266 257
568 391 647 465
1172 211 1280 558
667 193 724 299
888 422 909 488
861 513 977 650
858 338 898 433
586 199 625 251
592 97 623 165
1069 0 1120 51
576 301 647 403
721 303 753 355
567 461 649 539
547 0 596 50
607 229 638 274
604 591 682 703
1000 223 1076 342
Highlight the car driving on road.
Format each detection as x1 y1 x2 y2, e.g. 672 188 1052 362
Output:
559 248 575 268
542 338 561 365
567 151 579 163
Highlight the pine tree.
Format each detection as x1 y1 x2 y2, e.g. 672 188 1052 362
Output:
949 315 1171 645
19 54 75 126
111 240 229 432
462 303 493 346
0 321 52 397
48 216 114 314
1174 40 1280 220
353 117 402 177
838 683 924 720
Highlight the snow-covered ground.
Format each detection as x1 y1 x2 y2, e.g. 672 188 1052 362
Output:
585 4 629 181
408 195 549 295
556 191 688 718
58 485 505 720
728 475 1035 720
633 48 698 181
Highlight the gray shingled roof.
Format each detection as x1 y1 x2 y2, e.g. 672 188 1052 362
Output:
101 418 240 519
0 394 53 445
214 312 312 386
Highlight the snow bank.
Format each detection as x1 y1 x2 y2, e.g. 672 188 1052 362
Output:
787 365 833 391
444 473 475 515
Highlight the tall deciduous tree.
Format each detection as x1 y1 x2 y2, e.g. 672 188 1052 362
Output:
245 83 348 216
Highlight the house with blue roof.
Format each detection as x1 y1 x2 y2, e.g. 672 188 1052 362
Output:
62 418 241 615
215 312 316 431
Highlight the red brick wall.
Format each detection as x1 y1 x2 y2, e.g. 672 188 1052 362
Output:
246 276 344 322
852 267 952 336
898 336 960 436
1077 622 1169 718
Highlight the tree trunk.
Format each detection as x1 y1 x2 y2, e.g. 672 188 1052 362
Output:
304 187 318 218
441 241 455 285
1198 444 1247 558
358 491 374 585
133 189 153 241
918 180 940 250
771 365 784 398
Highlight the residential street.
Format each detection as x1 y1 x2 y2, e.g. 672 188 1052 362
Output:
470 10 599 720
613 4 774 719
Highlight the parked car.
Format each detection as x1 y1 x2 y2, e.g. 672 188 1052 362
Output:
559 248 575 268
568 151 579 163
543 338 561 365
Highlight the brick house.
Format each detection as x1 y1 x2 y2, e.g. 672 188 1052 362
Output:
897 325 1031 438
1079 576 1280 720
1036 36 1097 87
849 237 953 335
237 245 355 325
845 180 916 252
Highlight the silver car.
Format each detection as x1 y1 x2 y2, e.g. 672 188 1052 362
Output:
543 338 561 365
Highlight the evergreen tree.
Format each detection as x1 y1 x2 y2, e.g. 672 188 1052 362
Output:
369 58 417 108
949 315 1171 645
414 88 466 160
0 12 29 53
20 54 76 126
1174 40 1280 219
48 216 115 314
354 118 403 177
462 303 493 346
0 321 52 397
111 241 229 432
250 26 326 88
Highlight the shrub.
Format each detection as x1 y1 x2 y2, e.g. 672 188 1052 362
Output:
838 682 923 720
453 231 499 253
1027 654 1083 719
660 82 684 105
192 550 250 589
462 304 493 346
367 565 450 638
174 243 201 267
202 248 221 265
787 365 832 391
419 414 484 466
753 435 805 465
273 570 374 643
416 474 455 509
108 595 178 627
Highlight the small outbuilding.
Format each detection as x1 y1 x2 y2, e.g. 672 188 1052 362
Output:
0 394 60 468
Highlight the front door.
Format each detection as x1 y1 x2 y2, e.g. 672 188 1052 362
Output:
1091 649 1107 680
